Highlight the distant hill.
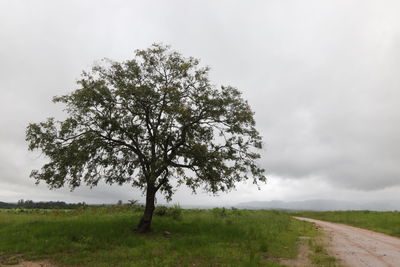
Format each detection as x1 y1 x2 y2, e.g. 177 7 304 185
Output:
0 200 86 209
0 201 16 208
236 199 399 211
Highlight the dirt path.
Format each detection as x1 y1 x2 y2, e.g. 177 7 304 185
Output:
295 217 400 267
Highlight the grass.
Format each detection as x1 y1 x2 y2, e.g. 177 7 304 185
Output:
293 210 400 238
0 206 328 266
307 237 338 267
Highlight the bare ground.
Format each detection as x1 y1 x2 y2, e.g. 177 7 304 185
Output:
12 261 55 267
0 257 55 267
295 217 400 267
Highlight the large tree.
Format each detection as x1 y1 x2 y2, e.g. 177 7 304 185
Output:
26 44 266 232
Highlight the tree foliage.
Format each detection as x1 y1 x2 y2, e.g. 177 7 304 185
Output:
26 44 266 231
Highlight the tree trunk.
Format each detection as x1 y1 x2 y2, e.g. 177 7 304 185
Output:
136 185 156 233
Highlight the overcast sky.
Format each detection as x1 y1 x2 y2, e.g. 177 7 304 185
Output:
1 0 400 207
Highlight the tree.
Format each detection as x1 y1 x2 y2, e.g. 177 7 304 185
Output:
26 44 266 232
17 199 25 206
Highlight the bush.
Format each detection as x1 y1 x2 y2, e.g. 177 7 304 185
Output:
154 206 168 216
212 207 228 217
169 204 182 221
154 204 182 220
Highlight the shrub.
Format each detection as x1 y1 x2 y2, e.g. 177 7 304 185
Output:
212 207 228 217
154 204 182 220
154 206 168 216
169 204 182 221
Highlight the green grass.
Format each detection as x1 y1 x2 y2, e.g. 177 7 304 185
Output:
0 207 323 266
307 237 338 267
294 210 400 238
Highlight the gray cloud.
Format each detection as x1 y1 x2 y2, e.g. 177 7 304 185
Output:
1 0 400 204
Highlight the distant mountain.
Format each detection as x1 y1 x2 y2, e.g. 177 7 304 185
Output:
0 201 16 208
236 199 399 211
0 200 86 209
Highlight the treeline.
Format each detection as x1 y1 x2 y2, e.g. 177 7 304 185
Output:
0 199 86 209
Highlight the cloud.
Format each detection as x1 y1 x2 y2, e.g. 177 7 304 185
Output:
1 0 400 204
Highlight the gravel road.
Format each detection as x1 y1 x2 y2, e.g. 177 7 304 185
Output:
295 217 400 267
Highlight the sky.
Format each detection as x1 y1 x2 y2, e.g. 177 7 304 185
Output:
1 0 400 208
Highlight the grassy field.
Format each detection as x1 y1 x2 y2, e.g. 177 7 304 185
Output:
294 210 400 238
0 206 336 266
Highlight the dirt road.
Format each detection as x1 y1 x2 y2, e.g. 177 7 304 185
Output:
295 217 400 267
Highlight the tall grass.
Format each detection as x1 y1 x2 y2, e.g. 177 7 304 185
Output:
294 210 400 237
0 207 317 266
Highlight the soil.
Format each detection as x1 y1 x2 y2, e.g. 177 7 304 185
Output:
295 217 400 267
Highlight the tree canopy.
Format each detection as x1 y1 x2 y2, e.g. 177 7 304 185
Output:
26 44 266 232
